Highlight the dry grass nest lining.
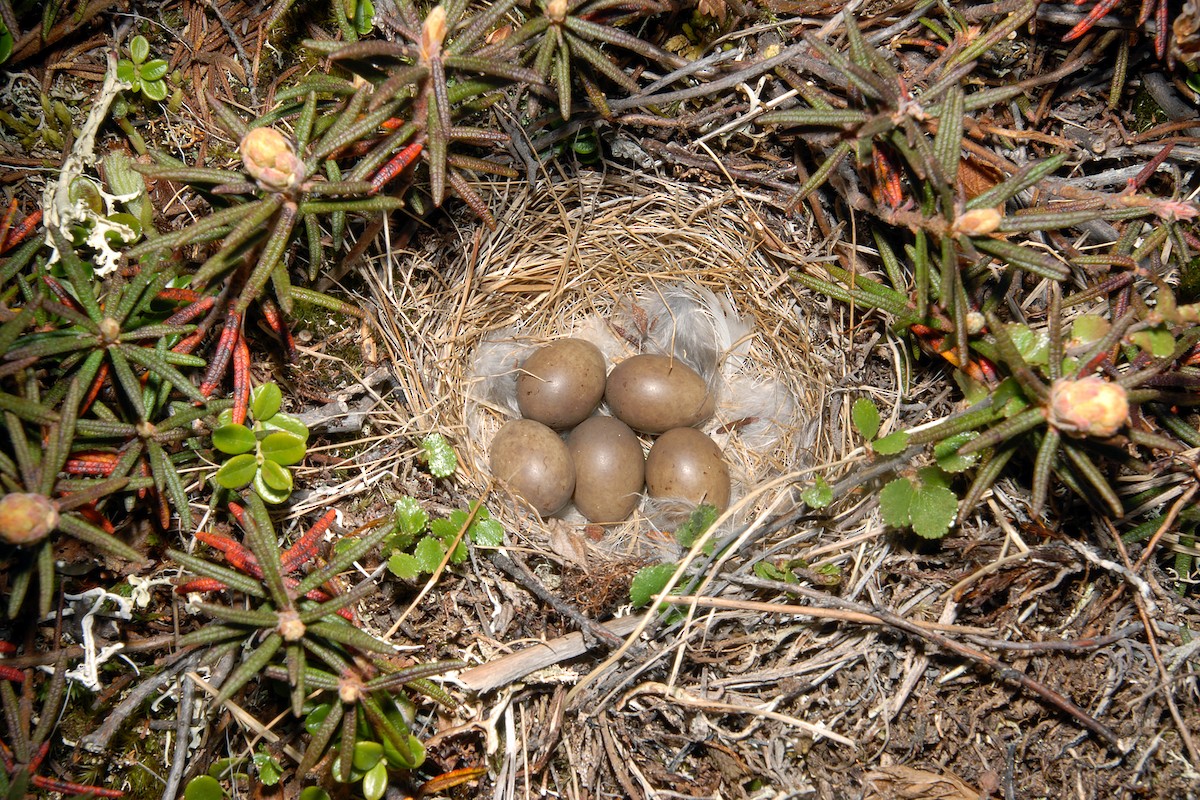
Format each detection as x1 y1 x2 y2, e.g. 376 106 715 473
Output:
372 169 839 553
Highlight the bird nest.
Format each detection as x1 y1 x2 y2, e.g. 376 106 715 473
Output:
371 168 839 557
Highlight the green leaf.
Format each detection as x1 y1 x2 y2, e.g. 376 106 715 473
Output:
851 398 880 441
1069 314 1110 348
215 453 258 489
1005 324 1049 365
470 517 503 547
212 424 256 455
304 703 333 735
429 517 460 542
260 459 294 493
140 59 169 82
142 77 168 101
413 536 445 573
260 431 307 466
910 483 958 539
349 0 375 34
264 411 309 441
675 504 717 549
254 470 293 504
300 789 332 800
130 34 150 64
934 432 980 473
1129 327 1176 358
387 552 423 580
252 383 283 421
363 761 388 800
184 776 224 800
879 477 916 529
421 433 457 478
383 731 424 768
0 21 13 65
871 430 910 455
253 750 283 786
392 496 429 538
753 560 787 582
117 60 137 85
353 741 383 772
801 474 833 509
630 563 678 608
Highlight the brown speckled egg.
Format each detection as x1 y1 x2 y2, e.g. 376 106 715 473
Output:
645 427 730 510
605 354 714 434
568 416 645 523
490 419 575 516
517 339 607 430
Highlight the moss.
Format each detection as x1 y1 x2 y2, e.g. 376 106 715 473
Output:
1131 87 1167 132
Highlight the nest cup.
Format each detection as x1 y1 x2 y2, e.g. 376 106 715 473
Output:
377 170 833 556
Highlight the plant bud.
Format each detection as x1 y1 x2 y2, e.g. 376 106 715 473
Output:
953 207 1002 237
0 493 59 546
277 610 307 642
1048 376 1128 438
240 128 304 193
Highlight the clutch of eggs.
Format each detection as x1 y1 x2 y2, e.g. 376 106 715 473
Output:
490 339 730 523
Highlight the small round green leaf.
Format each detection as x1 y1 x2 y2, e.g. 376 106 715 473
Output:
251 382 283 421
934 432 980 473
421 433 457 478
254 470 292 504
871 430 910 455
140 59 169 81
630 562 678 608
353 741 383 772
130 34 150 64
299 789 332 800
362 761 388 800
469 517 503 547
304 703 333 735
910 483 958 539
259 459 294 493
260 431 307 466
184 776 224 800
213 424 256 455
116 60 137 85
878 477 916 529
851 397 880 441
264 412 309 441
392 496 430 539
413 535 446 574
387 552 423 580
141 78 168 101
215 453 258 489
801 474 833 509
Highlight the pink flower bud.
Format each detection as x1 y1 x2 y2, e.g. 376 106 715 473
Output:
240 128 304 193
1048 376 1128 438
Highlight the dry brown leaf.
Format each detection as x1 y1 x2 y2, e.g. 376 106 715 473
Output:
865 764 982 800
698 0 727 23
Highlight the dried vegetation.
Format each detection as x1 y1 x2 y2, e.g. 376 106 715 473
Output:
1 0 1199 798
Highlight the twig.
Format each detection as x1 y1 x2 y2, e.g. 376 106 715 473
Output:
727 574 1125 749
965 623 1146 652
78 647 203 753
1101 520 1200 767
486 550 624 650
161 659 198 800
2 633 176 669
458 616 642 694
